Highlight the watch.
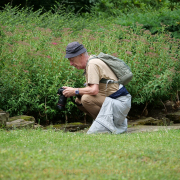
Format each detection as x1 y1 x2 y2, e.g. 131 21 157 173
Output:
75 88 79 95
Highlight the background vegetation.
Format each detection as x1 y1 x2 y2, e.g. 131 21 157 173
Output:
0 1 180 123
0 0 180 13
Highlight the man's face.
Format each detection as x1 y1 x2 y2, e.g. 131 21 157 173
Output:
68 54 84 69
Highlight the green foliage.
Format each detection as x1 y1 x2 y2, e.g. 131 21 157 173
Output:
92 0 173 16
0 6 179 122
1 0 180 14
0 0 97 13
0 7 86 122
115 8 180 38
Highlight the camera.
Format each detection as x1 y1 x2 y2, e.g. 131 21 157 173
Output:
57 87 82 110
57 87 67 110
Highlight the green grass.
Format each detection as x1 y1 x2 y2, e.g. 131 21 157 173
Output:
0 129 180 179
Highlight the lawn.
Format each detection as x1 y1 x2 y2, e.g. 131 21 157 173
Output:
0 129 180 180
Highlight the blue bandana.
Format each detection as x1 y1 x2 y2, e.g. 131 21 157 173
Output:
109 86 129 99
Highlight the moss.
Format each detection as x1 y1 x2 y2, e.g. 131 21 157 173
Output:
9 115 35 122
67 122 83 125
52 124 63 129
52 122 83 129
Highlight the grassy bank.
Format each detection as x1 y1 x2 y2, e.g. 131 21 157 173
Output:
0 129 180 179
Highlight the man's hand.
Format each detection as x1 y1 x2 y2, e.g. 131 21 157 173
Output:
62 86 75 97
62 84 99 98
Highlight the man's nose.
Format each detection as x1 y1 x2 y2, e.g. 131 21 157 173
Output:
70 61 73 66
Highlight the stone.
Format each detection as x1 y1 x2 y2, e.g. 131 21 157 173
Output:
6 119 34 129
9 115 35 122
161 117 171 126
0 113 7 127
166 110 180 123
164 100 175 111
0 110 9 127
128 117 163 126
34 124 44 129
5 115 35 129
45 122 90 132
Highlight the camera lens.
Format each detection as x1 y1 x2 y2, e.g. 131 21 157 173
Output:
57 91 67 110
57 103 65 110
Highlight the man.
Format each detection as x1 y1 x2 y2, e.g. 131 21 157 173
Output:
63 42 131 134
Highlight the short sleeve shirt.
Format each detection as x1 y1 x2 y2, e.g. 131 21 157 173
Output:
85 56 119 96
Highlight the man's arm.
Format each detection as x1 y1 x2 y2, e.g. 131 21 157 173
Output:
62 84 99 97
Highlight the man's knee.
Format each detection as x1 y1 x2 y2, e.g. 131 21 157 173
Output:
75 97 82 105
81 94 92 106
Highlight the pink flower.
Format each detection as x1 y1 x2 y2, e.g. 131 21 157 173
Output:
125 51 132 55
123 39 130 42
47 55 51 58
52 42 57 45
112 53 118 57
154 75 160 78
135 61 140 64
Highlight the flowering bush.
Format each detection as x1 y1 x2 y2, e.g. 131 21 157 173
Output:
0 6 179 123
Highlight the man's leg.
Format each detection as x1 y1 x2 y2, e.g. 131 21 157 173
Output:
75 94 106 119
75 97 91 115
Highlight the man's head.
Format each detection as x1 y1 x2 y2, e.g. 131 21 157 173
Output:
65 42 89 69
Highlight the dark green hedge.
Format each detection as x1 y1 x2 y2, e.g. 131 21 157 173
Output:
1 0 180 14
0 0 96 13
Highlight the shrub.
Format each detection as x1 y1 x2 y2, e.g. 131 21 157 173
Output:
0 11 85 122
114 7 180 38
0 6 179 123
91 0 171 16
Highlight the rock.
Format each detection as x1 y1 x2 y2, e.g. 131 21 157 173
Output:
0 113 7 127
128 117 163 126
45 122 90 132
0 110 9 128
9 115 35 122
5 115 35 129
34 124 44 129
164 100 180 111
6 119 34 129
166 111 180 123
172 101 180 110
164 100 175 111
161 117 171 126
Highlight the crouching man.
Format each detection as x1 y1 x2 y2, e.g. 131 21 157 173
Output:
62 42 131 134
